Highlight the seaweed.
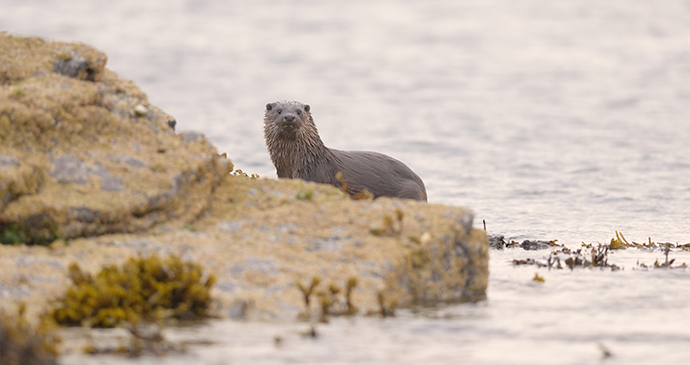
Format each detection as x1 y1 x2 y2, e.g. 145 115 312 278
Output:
598 231 688 251
506 232 690 272
335 172 374 200
231 169 260 179
49 253 216 328
532 273 545 282
488 235 560 250
562 246 621 271
0 304 60 365
296 276 359 322
296 276 321 320
369 208 404 237
513 254 563 270
82 322 183 357
317 277 359 322
371 291 397 317
636 244 688 269
607 231 629 250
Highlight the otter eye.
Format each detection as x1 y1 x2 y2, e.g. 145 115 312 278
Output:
277 109 282 114
296 110 302 115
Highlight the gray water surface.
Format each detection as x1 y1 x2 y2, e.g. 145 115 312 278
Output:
3 0 690 363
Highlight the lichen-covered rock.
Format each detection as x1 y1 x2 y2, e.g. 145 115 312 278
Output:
0 33 231 243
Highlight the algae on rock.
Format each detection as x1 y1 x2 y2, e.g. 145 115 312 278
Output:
49 253 216 328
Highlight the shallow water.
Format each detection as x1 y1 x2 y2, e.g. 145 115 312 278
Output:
3 0 690 363
61 248 690 365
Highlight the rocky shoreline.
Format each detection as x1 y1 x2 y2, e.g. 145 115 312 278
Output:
0 32 488 358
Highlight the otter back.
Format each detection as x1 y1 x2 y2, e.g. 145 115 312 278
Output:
330 150 427 201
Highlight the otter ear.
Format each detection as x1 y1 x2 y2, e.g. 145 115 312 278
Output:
304 104 310 113
266 103 274 111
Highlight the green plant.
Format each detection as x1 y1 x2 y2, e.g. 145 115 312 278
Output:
296 189 313 200
0 221 63 246
0 223 26 245
10 87 25 98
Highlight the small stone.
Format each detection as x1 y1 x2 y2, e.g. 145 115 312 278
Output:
134 104 148 116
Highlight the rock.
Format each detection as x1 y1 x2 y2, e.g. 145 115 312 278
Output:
0 33 231 243
0 155 19 167
0 177 488 321
53 52 90 79
180 131 205 143
0 32 488 323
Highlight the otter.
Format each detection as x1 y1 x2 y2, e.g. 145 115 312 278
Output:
263 101 427 201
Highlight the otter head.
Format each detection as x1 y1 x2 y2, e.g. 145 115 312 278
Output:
264 101 325 178
264 101 312 137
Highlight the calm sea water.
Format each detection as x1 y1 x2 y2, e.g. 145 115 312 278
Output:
3 0 690 364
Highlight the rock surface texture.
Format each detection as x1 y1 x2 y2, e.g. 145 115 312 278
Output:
0 32 230 243
0 33 488 321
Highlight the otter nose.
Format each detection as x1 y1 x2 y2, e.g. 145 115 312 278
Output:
283 115 296 123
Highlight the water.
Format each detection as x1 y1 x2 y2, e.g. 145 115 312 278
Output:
60 249 690 365
3 0 690 363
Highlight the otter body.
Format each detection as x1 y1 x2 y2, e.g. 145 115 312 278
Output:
263 101 427 201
